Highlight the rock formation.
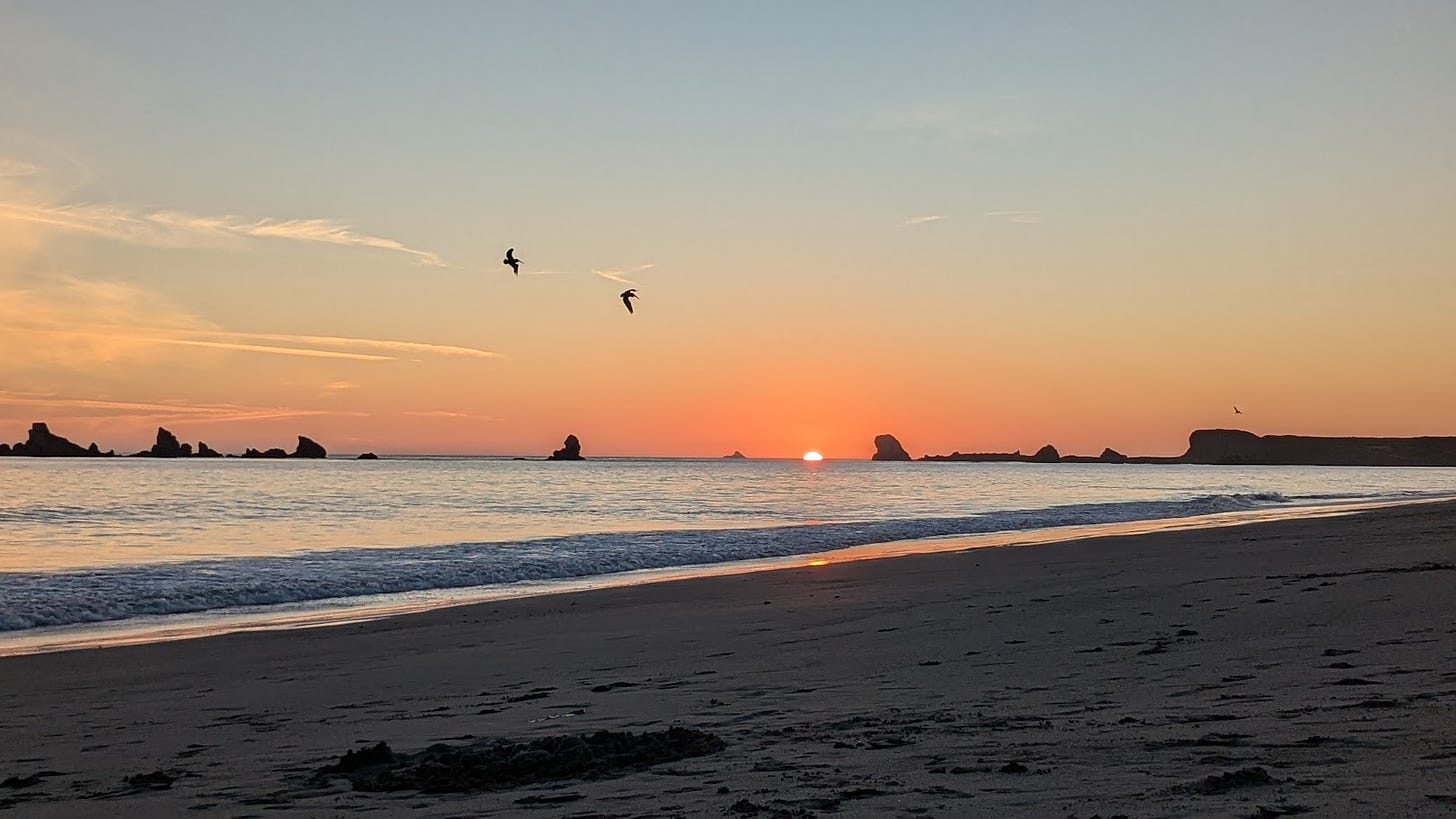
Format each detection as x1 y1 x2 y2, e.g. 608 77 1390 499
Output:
6 423 98 457
292 436 327 459
241 447 289 459
1180 429 1456 466
919 450 1025 462
871 434 912 461
721 450 747 459
357 452 379 460
1099 448 1128 463
1029 444 1061 463
135 427 192 458
196 442 222 458
547 434 584 460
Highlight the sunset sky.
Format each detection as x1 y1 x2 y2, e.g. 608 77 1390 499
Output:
2 2 1453 457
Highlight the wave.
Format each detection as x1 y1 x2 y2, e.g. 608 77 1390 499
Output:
0 493 1313 632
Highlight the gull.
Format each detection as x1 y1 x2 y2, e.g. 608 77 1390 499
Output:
620 289 639 314
1234 406 1243 415
503 248 521 275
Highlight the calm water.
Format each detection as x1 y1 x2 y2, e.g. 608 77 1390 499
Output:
2 458 1453 647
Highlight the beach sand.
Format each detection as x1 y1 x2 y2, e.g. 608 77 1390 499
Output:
2 502 1454 817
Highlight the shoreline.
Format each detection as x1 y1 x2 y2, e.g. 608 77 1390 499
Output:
2 501 1454 815
3 495 1446 657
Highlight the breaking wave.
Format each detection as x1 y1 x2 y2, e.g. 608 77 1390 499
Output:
0 493 1308 631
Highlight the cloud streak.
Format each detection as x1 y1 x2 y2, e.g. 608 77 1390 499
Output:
901 215 945 226
0 391 365 424
985 210 1046 224
591 264 656 286
0 200 450 266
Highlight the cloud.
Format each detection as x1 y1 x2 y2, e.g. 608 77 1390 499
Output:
985 210 1046 224
901 215 945 226
0 275 504 370
403 410 503 422
591 264 656 286
0 200 449 266
0 391 364 424
0 159 42 178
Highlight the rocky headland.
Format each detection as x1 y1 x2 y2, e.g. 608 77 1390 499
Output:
909 429 1456 467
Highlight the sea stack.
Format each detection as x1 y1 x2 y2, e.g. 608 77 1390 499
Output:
548 434 585 461
871 434 912 461
1030 444 1061 463
292 436 327 459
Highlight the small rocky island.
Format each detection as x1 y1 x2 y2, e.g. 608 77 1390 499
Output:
0 422 328 459
546 434 585 461
871 434 912 461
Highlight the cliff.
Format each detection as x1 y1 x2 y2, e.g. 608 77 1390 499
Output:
1181 429 1456 466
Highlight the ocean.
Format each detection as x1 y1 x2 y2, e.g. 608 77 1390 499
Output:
2 457 1453 654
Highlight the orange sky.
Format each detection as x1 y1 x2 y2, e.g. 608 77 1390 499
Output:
3 5 1455 457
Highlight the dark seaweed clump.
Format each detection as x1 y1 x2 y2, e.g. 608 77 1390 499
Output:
315 727 725 792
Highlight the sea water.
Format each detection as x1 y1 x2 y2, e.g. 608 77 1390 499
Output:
2 457 1453 652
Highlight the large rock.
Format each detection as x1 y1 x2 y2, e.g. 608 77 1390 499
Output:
357 452 379 460
1029 444 1061 463
1099 448 1128 463
0 443 11 456
292 436 327 459
241 447 289 459
196 442 222 458
871 434 912 461
136 427 191 458
721 450 747 459
10 423 93 457
547 434 584 461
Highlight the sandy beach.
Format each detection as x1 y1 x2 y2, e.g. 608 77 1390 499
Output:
2 502 1454 817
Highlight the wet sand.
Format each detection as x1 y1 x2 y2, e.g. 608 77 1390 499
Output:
2 502 1454 817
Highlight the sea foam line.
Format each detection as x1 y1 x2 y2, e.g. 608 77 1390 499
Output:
1 493 1297 631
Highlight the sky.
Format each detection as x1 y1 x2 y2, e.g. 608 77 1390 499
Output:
2 1 1454 458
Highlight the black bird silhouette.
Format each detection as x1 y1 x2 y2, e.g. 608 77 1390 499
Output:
620 289 639 314
1234 406 1243 415
503 248 520 275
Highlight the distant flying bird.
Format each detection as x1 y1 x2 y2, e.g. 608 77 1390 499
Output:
1234 406 1243 415
503 248 520 275
620 289 639 314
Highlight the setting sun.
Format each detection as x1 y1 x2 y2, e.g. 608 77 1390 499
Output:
802 451 824 461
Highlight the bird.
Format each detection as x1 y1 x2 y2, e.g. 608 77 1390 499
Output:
1234 406 1243 415
620 289 639 314
503 248 520 275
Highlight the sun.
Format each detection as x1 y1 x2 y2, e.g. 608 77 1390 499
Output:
801 451 824 461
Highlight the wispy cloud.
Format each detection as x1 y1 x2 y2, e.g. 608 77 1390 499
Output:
985 210 1046 224
0 391 365 424
591 264 656 286
901 215 945 226
0 159 42 178
0 201 450 266
403 410 503 422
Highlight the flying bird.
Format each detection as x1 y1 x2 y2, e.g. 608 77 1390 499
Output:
620 289 639 314
1234 406 1243 415
503 248 520 275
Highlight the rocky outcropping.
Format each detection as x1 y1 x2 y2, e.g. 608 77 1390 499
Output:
197 442 222 458
241 447 289 459
135 427 193 458
1029 444 1060 463
1180 429 1456 466
721 450 747 459
357 452 379 460
293 436 327 459
920 450 1025 462
547 434 584 461
4 423 106 457
871 434 912 461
